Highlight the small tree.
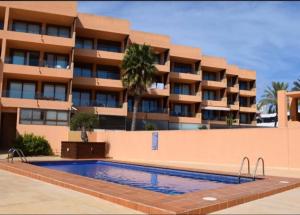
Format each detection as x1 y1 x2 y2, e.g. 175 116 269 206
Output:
70 112 99 143
226 112 237 128
144 122 156 130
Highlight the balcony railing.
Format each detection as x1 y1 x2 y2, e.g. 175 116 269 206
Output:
128 107 167 113
171 89 195 95
170 111 194 117
2 90 67 101
5 58 70 69
73 100 122 108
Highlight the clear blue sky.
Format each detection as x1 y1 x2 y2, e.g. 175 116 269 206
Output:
78 1 300 99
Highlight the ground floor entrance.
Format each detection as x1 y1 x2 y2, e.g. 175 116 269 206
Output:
0 112 17 151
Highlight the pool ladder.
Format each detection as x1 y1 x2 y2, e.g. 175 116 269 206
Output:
238 156 265 183
7 148 28 163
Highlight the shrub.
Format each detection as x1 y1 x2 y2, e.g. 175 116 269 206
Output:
144 122 156 130
14 133 53 156
198 125 208 130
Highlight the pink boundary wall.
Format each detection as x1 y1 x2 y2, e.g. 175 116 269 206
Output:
87 127 300 169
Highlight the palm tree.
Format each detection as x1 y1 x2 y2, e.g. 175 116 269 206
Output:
258 81 289 127
121 43 157 130
292 78 300 91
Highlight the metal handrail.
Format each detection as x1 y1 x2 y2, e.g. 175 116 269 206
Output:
238 156 250 183
253 157 265 180
7 148 28 163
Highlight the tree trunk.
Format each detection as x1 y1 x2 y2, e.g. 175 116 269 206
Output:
81 126 88 143
131 97 140 131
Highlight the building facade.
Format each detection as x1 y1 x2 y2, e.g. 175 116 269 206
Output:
0 2 256 152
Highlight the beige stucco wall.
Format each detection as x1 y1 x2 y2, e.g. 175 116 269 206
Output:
68 127 300 169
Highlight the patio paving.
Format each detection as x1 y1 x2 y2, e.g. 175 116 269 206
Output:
1 155 300 214
0 169 141 214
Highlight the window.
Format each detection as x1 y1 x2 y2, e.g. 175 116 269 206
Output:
42 84 66 101
171 104 191 117
240 97 248 107
140 99 160 113
240 113 249 124
228 94 237 105
172 83 191 95
12 21 41 34
203 71 217 81
45 53 69 69
75 37 93 49
72 90 91 106
203 110 217 120
228 76 237 87
154 54 161 65
239 81 249 90
203 90 217 100
97 39 122 53
46 25 70 38
20 109 69 126
11 50 25 65
173 62 193 73
8 81 36 99
74 63 93 77
96 65 120 80
10 49 39 66
96 92 118 107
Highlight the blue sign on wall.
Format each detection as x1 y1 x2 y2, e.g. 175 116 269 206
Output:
152 132 158 150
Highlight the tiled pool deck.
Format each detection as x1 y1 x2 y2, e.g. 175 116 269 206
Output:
0 159 299 214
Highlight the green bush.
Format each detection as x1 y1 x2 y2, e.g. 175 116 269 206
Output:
144 122 156 130
70 112 99 131
13 133 53 156
198 125 208 130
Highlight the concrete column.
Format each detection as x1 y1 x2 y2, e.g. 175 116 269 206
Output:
3 7 9 31
277 90 288 128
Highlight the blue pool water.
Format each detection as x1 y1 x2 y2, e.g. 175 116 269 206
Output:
33 160 253 195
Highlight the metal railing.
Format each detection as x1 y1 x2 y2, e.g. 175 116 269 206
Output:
7 148 28 163
2 90 67 102
253 157 265 180
170 111 195 117
73 100 123 108
238 156 250 183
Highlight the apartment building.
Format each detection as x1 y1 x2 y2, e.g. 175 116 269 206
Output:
0 2 256 152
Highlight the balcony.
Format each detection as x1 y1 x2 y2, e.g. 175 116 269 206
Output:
240 104 256 113
3 63 72 80
169 112 201 124
227 85 239 93
169 93 201 103
1 91 71 110
169 72 201 83
239 88 256 97
128 108 169 121
202 98 227 107
75 101 127 116
5 30 74 49
228 102 239 110
74 48 124 63
155 63 170 73
72 77 124 90
201 80 227 89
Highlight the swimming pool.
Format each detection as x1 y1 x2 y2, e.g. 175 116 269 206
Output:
33 160 253 195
